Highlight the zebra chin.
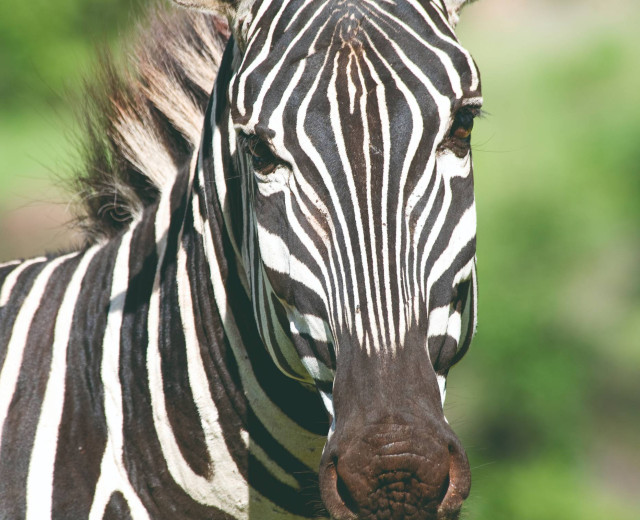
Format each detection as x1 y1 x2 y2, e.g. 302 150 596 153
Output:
318 421 470 520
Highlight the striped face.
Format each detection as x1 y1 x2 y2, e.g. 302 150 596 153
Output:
229 1 481 516
230 0 480 397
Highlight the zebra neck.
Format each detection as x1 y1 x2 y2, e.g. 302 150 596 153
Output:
175 141 330 518
188 117 329 438
0 84 328 520
183 40 331 495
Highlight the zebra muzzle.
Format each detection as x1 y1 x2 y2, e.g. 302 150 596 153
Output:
319 422 470 520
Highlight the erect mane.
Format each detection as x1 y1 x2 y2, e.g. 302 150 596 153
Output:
73 6 229 243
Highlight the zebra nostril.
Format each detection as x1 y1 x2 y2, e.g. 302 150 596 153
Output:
440 473 451 501
335 465 359 517
438 439 471 518
319 458 359 520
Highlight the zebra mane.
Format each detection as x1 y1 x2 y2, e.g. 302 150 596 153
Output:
73 6 229 243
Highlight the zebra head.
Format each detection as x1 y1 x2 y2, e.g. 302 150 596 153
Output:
186 0 480 518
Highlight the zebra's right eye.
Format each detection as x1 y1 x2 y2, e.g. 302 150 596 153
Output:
239 132 279 176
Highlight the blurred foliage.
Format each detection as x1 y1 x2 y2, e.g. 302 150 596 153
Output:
0 0 639 519
0 0 142 104
449 1 640 518
0 0 146 253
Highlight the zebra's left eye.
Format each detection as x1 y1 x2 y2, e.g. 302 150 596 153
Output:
439 106 481 157
450 107 478 141
240 133 280 176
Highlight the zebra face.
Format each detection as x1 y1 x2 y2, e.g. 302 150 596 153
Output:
229 0 481 518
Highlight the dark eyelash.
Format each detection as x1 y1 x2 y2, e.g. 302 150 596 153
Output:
458 104 486 118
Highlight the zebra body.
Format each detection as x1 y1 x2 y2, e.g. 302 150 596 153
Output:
0 162 328 518
0 0 482 519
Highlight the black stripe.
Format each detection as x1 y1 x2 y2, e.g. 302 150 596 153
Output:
103 491 133 520
0 253 81 517
119 206 233 519
0 260 48 365
52 240 119 517
158 178 212 479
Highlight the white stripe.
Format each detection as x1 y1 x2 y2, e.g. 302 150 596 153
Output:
290 311 332 343
27 247 98 520
285 182 339 327
300 356 334 383
0 257 46 307
193 191 326 470
410 171 443 301
421 0 481 90
427 306 452 338
257 224 326 299
412 145 473 302
266 13 342 339
284 0 317 33
193 175 324 520
0 254 75 454
358 52 397 347
437 374 447 407
295 22 352 336
89 229 150 520
268 149 340 339
328 51 377 351
418 177 453 298
446 310 462 341
363 0 464 98
425 204 476 294
436 148 472 179
243 0 331 129
347 53 357 114
354 53 389 349
468 262 478 340
209 87 245 270
147 177 244 509
236 0 292 118
320 392 335 428
176 240 249 512
249 441 300 490
258 270 312 382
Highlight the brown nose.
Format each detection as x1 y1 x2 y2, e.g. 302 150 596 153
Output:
319 422 470 520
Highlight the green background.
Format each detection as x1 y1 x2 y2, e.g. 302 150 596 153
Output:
1 0 639 518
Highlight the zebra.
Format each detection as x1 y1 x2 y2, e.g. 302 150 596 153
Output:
0 0 482 519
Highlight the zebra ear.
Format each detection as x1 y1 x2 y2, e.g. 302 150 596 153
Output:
441 0 476 27
171 0 237 15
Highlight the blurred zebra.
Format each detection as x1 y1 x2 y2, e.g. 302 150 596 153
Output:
0 0 482 519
